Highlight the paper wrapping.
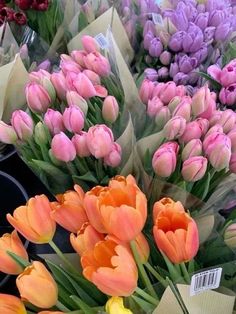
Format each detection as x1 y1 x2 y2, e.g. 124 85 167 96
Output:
0 54 29 123
153 284 235 314
0 23 19 52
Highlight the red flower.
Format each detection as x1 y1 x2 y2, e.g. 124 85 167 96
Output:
15 0 32 10
31 0 49 11
13 11 27 25
0 7 15 21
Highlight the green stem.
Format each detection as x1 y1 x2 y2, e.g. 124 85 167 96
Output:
135 287 159 306
56 300 71 312
66 161 78 177
166 277 189 314
28 138 41 159
145 262 168 288
180 263 191 284
130 241 158 299
49 241 81 276
40 145 50 162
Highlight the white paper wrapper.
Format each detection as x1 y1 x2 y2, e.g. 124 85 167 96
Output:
0 23 19 52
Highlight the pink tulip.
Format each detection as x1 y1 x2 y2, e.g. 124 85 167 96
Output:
220 62 236 87
152 142 179 177
159 82 179 105
230 153 236 173
44 109 65 135
70 50 87 68
191 85 212 117
219 85 236 106
25 82 51 113
65 72 77 91
196 118 209 136
60 59 81 75
205 124 223 137
218 109 236 133
207 64 222 82
66 91 88 115
155 107 171 128
176 85 186 97
87 125 114 158
0 121 18 144
139 79 155 104
172 96 191 121
104 142 122 167
50 71 67 100
147 97 164 118
51 132 76 162
73 73 107 99
182 139 202 161
168 96 182 112
198 95 216 120
83 52 111 77
29 69 51 83
83 69 101 85
180 121 203 143
63 106 84 133
228 130 236 153
72 132 90 157
11 110 33 141
82 35 100 53
181 156 207 182
163 116 186 140
152 83 165 98
209 111 222 127
102 96 119 123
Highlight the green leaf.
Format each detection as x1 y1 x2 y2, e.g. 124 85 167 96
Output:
131 295 156 313
78 11 89 30
7 251 30 268
73 172 98 184
195 172 211 200
222 42 236 66
143 149 153 175
197 72 222 90
70 295 95 314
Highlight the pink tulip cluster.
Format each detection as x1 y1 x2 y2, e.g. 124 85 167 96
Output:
208 59 236 106
141 83 236 183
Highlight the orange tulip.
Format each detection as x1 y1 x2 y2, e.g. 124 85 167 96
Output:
153 198 199 264
16 261 58 308
0 230 28 274
84 175 147 241
70 222 105 256
0 294 27 314
81 239 138 296
7 195 56 244
51 185 88 233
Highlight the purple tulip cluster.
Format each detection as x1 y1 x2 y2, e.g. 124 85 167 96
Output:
142 0 236 86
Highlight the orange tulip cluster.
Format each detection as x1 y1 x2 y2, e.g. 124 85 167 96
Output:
0 175 200 313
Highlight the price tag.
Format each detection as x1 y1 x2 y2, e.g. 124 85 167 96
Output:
152 13 164 26
94 33 109 49
190 268 222 296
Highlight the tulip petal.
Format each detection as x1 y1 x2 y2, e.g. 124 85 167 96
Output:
95 85 108 98
84 195 107 233
186 221 199 260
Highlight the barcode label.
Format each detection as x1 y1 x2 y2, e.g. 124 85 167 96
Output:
152 13 164 26
190 268 222 296
94 33 109 49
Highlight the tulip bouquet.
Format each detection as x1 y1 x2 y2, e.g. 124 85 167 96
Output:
1 175 236 313
0 35 132 194
137 79 236 202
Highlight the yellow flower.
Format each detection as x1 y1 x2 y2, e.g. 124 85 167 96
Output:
105 297 133 314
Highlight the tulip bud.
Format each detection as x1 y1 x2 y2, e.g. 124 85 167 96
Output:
60 59 81 75
83 69 101 85
72 132 90 157
196 118 209 136
160 51 172 66
34 122 50 146
228 130 236 153
0 121 18 144
144 68 158 81
205 124 223 137
180 121 203 143
182 139 203 161
84 52 111 77
15 0 32 10
158 67 169 80
0 294 27 314
209 111 222 127
139 79 155 104
11 110 33 141
172 96 192 121
51 132 76 162
163 116 186 140
25 82 51 113
181 156 207 182
104 142 122 167
40 76 56 103
66 91 88 115
155 106 171 129
224 223 236 248
44 109 65 135
191 85 211 116
71 50 87 68
147 96 164 118
152 142 179 177
50 71 67 100
81 2 95 23
149 37 163 57
63 106 84 133
168 96 182 112
218 109 236 133
82 35 100 53
105 297 133 314
159 81 178 105
102 96 119 123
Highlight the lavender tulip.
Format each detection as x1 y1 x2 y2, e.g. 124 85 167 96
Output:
149 38 163 58
179 55 198 74
183 23 204 53
169 31 186 52
144 31 155 50
209 10 226 27
215 22 232 41
194 12 209 30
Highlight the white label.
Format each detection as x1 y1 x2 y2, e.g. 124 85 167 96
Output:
94 33 109 49
190 268 222 296
152 13 164 26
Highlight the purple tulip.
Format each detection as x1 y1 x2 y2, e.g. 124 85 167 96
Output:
143 20 156 37
158 67 169 80
170 9 189 31
173 73 189 85
179 55 198 74
209 10 226 27
191 45 208 64
194 12 209 30
215 22 232 41
144 31 155 50
170 62 179 78
149 38 163 58
204 26 216 42
183 23 204 53
176 1 197 21
144 68 158 81
169 31 186 52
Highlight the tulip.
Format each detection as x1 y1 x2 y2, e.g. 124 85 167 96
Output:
148 37 163 57
198 96 216 120
11 110 33 141
168 96 182 113
34 122 49 146
71 50 87 68
83 52 111 77
65 71 77 91
36 60 51 72
204 26 216 42
169 62 179 78
0 294 27 314
207 64 221 82
218 109 236 133
183 24 204 53
139 79 155 104
219 85 236 106
62 105 84 134
50 185 88 233
152 82 165 99
147 96 164 118
44 109 64 135
16 261 58 308
158 67 169 80
205 124 223 137
51 71 67 100
87 124 114 158
60 59 81 75
31 0 49 10
155 106 171 129
163 116 186 140
83 69 101 85
51 132 76 162
172 96 192 121
173 72 189 85
0 121 17 144
133 233 150 264
153 198 199 264
182 139 202 161
70 222 104 256
160 51 172 66
196 118 209 136
81 239 138 296
230 153 236 173
209 9 225 27
144 68 158 81
169 31 185 52
195 12 209 30
0 230 28 274
191 85 212 117
13 11 27 24
178 55 198 74
15 0 32 10
215 22 232 41
152 142 179 177
228 130 236 153
66 91 88 115
143 20 155 38
180 121 203 143
29 69 51 83
82 35 100 53
72 132 90 157
81 2 95 23
159 81 178 105
7 195 56 244
102 96 119 123
209 111 222 127
25 82 51 113
105 297 133 314
181 156 207 182
143 31 155 50
224 223 236 248
73 73 107 99
191 44 208 64
104 142 122 167
219 63 236 87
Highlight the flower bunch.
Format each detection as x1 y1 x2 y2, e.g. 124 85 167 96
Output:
139 80 236 200
0 35 126 194
140 0 236 86
0 6 27 25
14 0 49 11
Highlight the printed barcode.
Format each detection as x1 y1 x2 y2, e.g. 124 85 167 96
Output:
190 267 222 296
152 13 164 26
94 33 109 49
